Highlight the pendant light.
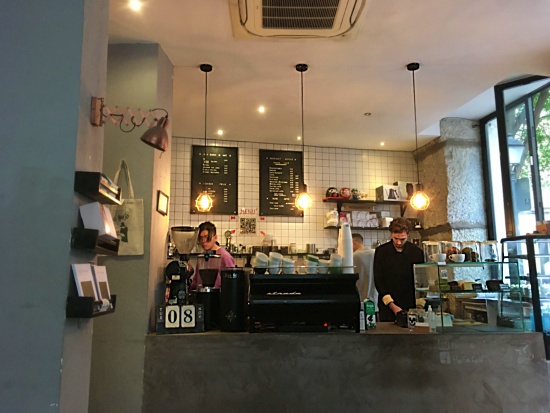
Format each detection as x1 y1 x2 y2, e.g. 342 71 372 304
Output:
407 62 430 211
195 63 214 213
295 63 313 212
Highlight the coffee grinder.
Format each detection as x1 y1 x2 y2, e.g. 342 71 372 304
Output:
165 226 198 306
194 251 222 330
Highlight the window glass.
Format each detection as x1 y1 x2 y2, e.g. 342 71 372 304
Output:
533 89 550 220
504 100 534 235
485 118 506 241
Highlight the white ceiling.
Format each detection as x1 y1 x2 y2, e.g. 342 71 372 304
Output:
108 0 550 151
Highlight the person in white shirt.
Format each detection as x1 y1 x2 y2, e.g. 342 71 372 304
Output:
352 233 378 311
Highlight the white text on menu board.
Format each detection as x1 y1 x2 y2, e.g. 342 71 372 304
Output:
268 156 299 208
202 151 232 175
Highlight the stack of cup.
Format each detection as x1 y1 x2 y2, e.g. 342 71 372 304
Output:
305 255 319 274
268 252 283 274
339 222 354 274
318 259 330 274
254 252 268 274
329 253 342 274
281 258 295 274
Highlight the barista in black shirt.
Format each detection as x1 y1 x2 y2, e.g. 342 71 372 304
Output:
374 217 424 322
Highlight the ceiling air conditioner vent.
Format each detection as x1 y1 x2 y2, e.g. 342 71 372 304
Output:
229 0 372 39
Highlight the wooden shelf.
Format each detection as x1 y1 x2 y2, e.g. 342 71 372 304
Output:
66 295 117 318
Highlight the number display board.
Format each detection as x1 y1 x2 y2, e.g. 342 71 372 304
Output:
259 149 303 217
191 145 238 214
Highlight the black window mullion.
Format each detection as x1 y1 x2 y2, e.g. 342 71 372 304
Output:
494 83 516 237
525 97 544 221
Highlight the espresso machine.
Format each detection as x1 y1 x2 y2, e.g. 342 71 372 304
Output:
165 226 198 306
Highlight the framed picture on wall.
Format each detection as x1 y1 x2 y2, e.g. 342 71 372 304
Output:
156 190 169 216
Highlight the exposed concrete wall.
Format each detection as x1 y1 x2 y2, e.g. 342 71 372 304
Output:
419 118 487 242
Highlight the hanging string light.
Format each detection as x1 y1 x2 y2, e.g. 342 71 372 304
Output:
295 63 313 212
407 62 430 211
195 63 214 213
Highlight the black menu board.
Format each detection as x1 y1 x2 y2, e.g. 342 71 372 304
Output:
259 149 303 217
191 145 238 214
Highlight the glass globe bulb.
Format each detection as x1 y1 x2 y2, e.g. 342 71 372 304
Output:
410 190 430 211
195 191 213 212
295 191 313 211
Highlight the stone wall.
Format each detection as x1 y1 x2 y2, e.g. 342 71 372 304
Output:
419 117 488 242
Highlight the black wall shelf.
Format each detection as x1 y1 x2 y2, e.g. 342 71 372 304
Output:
66 295 117 318
74 171 122 205
323 198 409 216
71 227 119 255
324 225 389 231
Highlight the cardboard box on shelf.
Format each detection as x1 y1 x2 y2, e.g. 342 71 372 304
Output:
376 185 401 201
351 211 379 228
393 181 418 200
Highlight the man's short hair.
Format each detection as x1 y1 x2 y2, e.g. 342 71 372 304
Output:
388 217 411 234
352 233 364 243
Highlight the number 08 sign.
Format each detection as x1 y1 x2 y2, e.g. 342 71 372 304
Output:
165 305 196 328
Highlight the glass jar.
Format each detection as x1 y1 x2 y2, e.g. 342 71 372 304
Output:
461 241 480 262
479 241 499 262
441 241 461 262
422 241 441 262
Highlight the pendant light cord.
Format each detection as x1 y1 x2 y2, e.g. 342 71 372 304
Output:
301 70 305 152
408 62 421 185
199 63 213 195
204 68 208 154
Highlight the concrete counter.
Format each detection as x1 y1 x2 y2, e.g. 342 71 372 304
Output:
143 326 549 413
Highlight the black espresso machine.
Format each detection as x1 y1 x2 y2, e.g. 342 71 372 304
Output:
248 273 360 333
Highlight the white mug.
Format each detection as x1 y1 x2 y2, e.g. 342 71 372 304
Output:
429 253 447 262
449 253 465 262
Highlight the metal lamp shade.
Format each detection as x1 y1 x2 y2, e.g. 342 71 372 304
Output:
140 116 169 151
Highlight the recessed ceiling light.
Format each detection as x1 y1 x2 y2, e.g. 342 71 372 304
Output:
129 0 142 11
380 142 385 146
297 136 302 141
258 106 266 113
216 129 224 136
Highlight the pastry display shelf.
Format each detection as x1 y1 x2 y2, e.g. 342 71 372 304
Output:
66 294 117 318
414 261 527 334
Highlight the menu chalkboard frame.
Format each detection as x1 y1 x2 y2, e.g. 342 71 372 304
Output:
259 149 304 217
190 145 238 215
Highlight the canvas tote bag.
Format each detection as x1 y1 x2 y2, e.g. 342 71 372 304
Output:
109 160 144 255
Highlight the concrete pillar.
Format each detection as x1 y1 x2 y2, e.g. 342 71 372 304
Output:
419 118 487 242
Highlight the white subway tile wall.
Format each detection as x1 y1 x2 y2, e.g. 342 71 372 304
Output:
170 137 418 252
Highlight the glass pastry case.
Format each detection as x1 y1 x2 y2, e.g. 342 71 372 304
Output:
501 235 550 358
414 261 526 334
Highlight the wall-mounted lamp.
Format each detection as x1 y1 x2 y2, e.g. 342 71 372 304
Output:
407 63 430 211
195 64 214 213
294 63 313 212
90 96 170 152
